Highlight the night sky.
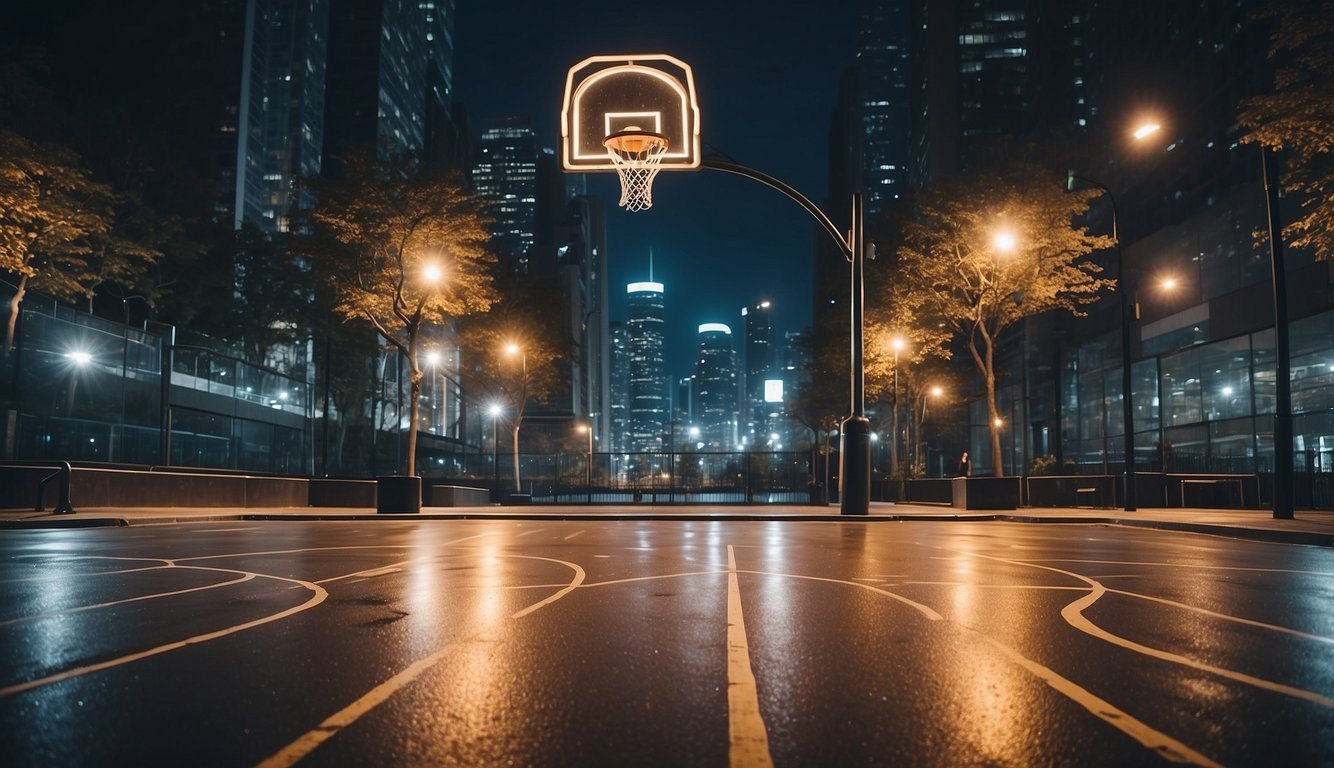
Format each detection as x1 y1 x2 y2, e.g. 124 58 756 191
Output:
454 2 856 375
3 0 857 378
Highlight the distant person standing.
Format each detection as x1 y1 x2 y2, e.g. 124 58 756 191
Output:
958 451 971 477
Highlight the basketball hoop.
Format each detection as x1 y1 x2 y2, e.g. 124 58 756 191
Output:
603 128 668 212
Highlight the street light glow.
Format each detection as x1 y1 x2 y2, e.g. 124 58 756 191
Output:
891 336 906 352
66 351 92 365
423 263 443 283
931 385 943 398
1161 276 1178 291
1133 122 1162 141
488 403 503 418
505 343 520 356
993 231 1017 253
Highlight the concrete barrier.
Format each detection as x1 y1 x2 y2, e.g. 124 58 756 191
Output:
426 484 491 507
951 476 1021 510
309 478 377 508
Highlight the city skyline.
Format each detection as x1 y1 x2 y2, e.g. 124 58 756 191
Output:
454 1 857 374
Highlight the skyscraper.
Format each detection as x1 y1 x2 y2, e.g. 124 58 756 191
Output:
472 117 540 273
855 0 913 216
741 300 774 443
626 280 668 453
694 324 740 450
608 322 631 454
234 0 329 234
324 0 432 159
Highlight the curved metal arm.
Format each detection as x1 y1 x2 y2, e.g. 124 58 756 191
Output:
701 158 852 259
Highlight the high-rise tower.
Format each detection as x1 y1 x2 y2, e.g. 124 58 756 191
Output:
855 0 913 216
741 300 774 442
694 324 740 450
234 0 329 234
626 280 668 453
472 117 540 273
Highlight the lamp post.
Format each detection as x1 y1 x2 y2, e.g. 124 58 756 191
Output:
1262 146 1294 520
700 159 869 514
578 422 593 503
889 336 905 489
504 343 527 495
920 385 942 477
1067 172 1137 512
488 403 502 501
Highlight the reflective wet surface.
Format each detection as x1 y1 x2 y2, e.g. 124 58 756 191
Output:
2 520 1331 766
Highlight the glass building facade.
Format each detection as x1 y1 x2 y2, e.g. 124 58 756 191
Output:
626 281 668 453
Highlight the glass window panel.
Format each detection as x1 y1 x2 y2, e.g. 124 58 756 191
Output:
1104 368 1123 437
1161 346 1202 426
1079 372 1104 440
1200 336 1253 420
1209 417 1255 473
1131 357 1160 434
1251 328 1276 415
1060 348 1080 446
1163 424 1207 473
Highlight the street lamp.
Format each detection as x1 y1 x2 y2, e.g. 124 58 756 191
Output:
488 403 503 501
1067 171 1137 512
1261 146 1294 520
504 343 527 495
921 385 943 477
889 336 906 483
578 422 593 503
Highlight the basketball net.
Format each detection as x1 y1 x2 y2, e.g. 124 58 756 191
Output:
603 130 668 212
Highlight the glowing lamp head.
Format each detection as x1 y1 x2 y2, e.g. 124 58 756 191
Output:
488 403 503 418
993 231 1017 254
67 351 92 365
425 351 441 367
423 263 443 283
1133 122 1162 141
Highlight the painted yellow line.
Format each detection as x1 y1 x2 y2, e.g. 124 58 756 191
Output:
0 571 326 698
1105 587 1334 646
976 552 1334 708
738 569 943 622
254 641 463 768
1062 580 1334 708
727 545 774 768
970 629 1225 767
509 556 586 619
0 568 256 628
256 555 585 768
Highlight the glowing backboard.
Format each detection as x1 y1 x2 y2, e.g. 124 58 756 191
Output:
561 54 701 172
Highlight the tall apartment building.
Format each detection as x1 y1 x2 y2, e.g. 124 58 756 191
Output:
608 322 631 454
694 324 740 450
626 280 668 453
855 0 913 216
472 117 540 274
234 0 329 234
740 300 774 443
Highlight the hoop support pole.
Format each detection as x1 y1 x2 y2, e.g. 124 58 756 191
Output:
700 159 852 258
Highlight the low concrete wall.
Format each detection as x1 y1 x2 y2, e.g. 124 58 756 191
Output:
309 478 377 508
427 484 491 507
1 466 309 509
1027 475 1116 507
951 476 1021 510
